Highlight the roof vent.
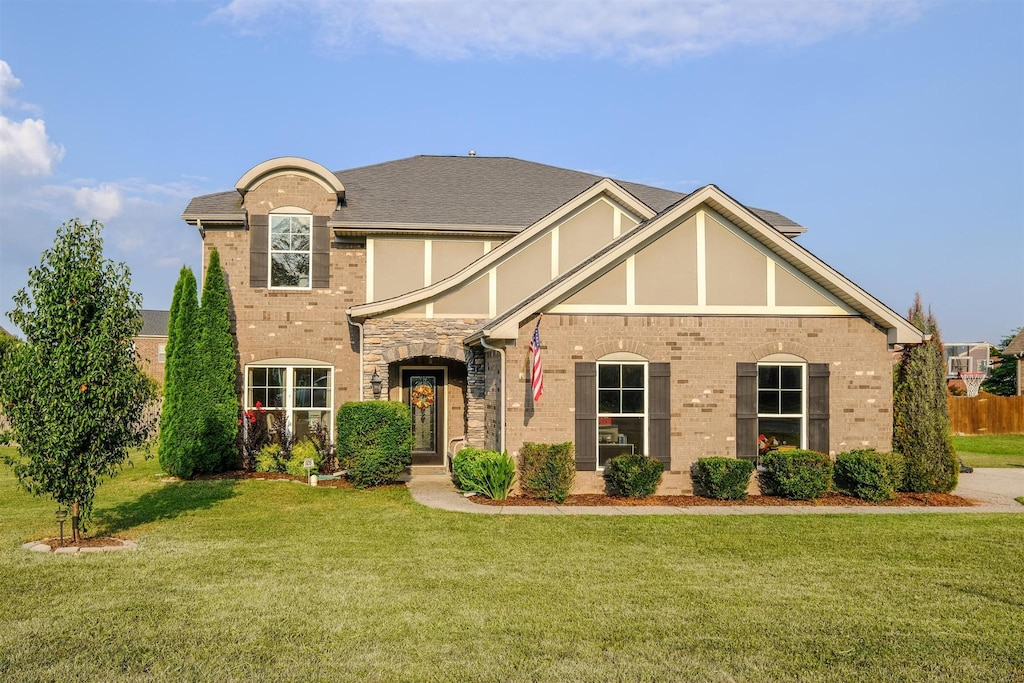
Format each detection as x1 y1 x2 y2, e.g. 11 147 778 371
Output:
468 150 476 157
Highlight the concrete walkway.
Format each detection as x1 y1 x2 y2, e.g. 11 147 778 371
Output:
405 468 1024 515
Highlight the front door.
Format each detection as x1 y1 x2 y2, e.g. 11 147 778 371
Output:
402 369 445 466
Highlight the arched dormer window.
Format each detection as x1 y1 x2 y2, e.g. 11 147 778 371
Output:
269 208 313 289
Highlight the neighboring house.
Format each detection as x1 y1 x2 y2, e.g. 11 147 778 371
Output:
135 309 169 385
1003 329 1024 396
182 155 922 493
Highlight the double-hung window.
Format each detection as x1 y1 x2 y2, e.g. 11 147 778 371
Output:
269 214 312 288
246 364 332 441
757 363 805 450
596 362 646 469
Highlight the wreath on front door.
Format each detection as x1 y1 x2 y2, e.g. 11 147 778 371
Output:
411 383 435 410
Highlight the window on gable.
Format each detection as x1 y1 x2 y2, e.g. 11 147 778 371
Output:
269 215 312 288
246 364 332 442
596 361 646 469
757 363 805 452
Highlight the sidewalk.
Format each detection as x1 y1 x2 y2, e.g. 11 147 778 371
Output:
405 468 1024 515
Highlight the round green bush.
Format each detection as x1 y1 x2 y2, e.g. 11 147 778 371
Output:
604 453 664 498
835 449 904 502
285 440 323 478
336 401 412 488
518 442 575 503
761 449 833 500
692 457 754 500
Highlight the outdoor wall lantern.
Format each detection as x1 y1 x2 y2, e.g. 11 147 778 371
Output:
370 368 383 399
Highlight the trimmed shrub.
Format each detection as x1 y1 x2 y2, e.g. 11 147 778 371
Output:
336 401 412 488
519 442 575 503
835 449 904 502
452 447 491 492
197 248 239 472
604 453 663 498
285 440 323 478
456 450 516 500
761 449 833 500
692 457 754 500
255 443 285 473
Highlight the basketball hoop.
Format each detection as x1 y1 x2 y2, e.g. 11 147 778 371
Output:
960 372 985 398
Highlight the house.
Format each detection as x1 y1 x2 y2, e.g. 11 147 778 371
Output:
1003 328 1024 396
135 309 169 384
182 155 922 493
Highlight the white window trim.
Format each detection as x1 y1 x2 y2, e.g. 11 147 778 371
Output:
157 343 166 363
268 213 313 290
595 360 649 471
756 362 807 450
244 363 334 439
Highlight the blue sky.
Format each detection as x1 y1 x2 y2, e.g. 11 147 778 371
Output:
1 0 1021 344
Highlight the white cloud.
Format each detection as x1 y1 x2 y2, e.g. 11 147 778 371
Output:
213 0 923 61
0 115 65 176
0 61 22 107
0 61 64 177
74 183 124 222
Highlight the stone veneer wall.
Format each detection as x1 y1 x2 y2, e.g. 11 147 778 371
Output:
363 317 488 445
503 314 893 494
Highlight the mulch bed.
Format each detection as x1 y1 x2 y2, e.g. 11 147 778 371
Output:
471 492 975 507
42 536 124 550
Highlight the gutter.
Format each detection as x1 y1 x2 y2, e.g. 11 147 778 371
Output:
348 313 366 402
478 336 506 454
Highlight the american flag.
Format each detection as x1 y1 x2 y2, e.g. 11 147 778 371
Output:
529 319 544 403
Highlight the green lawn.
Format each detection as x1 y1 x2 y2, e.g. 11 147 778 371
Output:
953 434 1024 468
2 449 1023 682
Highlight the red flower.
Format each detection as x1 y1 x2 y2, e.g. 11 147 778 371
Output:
238 418 243 425
255 401 262 409
80 384 87 392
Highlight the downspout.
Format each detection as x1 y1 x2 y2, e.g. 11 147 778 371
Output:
478 336 506 454
347 312 366 402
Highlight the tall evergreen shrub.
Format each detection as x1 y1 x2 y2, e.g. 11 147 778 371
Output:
894 293 957 493
158 267 203 479
198 249 239 471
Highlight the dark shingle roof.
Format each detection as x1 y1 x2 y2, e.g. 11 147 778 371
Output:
139 309 169 337
182 155 803 233
1004 328 1024 356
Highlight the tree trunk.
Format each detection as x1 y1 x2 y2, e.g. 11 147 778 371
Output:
71 501 81 543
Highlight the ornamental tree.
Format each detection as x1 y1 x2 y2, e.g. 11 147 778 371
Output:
158 267 203 478
893 293 957 493
197 249 239 471
0 219 157 540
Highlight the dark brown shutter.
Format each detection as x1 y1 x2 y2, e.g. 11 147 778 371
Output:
808 363 830 453
648 362 671 469
736 363 758 461
311 216 330 289
574 362 597 471
249 215 269 288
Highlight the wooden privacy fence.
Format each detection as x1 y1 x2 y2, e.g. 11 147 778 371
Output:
947 394 1024 435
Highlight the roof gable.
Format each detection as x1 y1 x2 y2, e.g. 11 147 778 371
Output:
472 185 922 346
349 179 655 319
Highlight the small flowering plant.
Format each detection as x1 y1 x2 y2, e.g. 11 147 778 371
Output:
240 401 270 470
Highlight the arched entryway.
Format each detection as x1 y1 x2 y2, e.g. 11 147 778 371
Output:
387 356 468 467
